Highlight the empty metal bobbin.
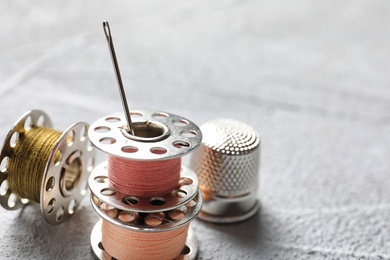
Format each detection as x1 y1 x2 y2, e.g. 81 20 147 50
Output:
190 118 260 223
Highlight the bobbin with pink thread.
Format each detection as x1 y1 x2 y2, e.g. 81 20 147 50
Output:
88 110 203 260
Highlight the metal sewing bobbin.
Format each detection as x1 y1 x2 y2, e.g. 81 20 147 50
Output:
0 109 96 224
190 118 260 223
88 110 203 260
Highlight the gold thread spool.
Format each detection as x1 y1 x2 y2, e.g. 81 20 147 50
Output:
8 128 62 202
0 110 96 225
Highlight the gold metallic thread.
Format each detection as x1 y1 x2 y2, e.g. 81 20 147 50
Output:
7 127 62 202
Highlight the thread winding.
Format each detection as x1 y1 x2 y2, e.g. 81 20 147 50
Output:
91 111 199 258
8 127 61 202
108 156 181 197
102 219 189 260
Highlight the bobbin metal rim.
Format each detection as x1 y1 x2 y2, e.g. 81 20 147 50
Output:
91 191 203 232
40 122 96 225
90 220 199 260
89 162 199 213
0 110 53 210
88 110 202 161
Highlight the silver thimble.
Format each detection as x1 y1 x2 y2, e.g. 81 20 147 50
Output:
190 118 260 223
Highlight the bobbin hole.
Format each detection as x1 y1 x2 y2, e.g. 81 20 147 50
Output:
133 122 165 138
0 180 9 196
122 196 139 205
94 126 111 133
47 198 56 214
87 141 94 152
87 157 95 172
101 188 117 196
181 130 198 138
56 206 64 222
100 203 114 211
37 115 45 127
152 112 169 119
130 112 143 118
121 120 170 142
46 177 55 192
179 177 193 186
94 176 108 183
60 155 82 196
67 130 75 146
150 147 167 155
98 242 105 250
68 199 77 214
10 132 19 148
186 199 197 208
54 151 62 166
145 213 164 226
181 245 191 255
173 119 189 126
99 137 116 145
0 157 9 173
172 189 187 198
121 146 138 153
24 116 32 130
104 209 118 219
118 211 137 222
106 117 121 123
169 209 186 220
8 193 17 208
80 126 87 141
173 140 190 149
150 197 166 206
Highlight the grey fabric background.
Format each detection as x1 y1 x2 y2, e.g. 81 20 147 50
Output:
0 1 389 259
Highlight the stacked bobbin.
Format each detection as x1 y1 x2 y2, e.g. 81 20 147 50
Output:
0 110 95 224
88 110 203 260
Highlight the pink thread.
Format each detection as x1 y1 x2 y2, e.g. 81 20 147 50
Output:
108 156 181 197
102 219 189 260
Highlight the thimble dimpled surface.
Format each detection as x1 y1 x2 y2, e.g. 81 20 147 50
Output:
190 119 260 222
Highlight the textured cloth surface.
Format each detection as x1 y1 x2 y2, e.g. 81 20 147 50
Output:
0 1 389 259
